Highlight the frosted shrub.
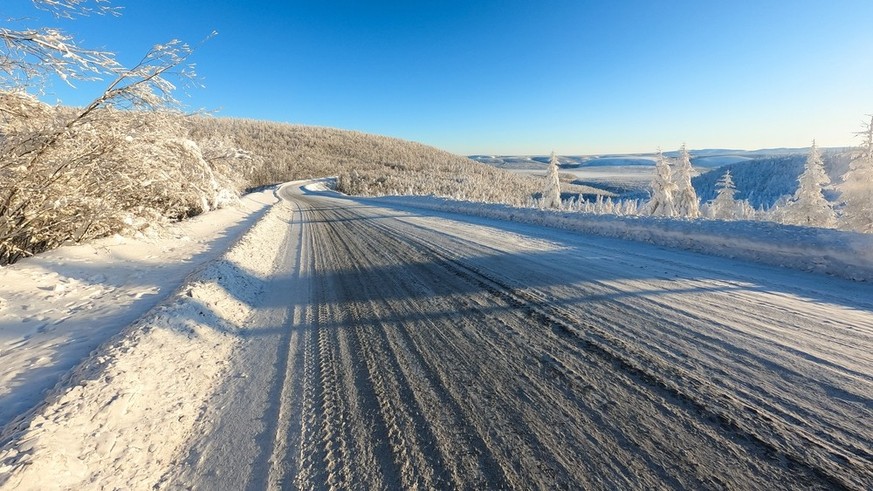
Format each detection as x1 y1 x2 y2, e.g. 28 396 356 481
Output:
0 101 244 264
0 0 231 263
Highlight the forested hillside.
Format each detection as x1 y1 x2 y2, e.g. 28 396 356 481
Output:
692 151 850 209
187 117 601 204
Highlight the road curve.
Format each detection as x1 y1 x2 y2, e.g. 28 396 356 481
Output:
167 182 873 490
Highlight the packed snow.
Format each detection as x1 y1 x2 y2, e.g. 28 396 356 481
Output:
374 193 873 282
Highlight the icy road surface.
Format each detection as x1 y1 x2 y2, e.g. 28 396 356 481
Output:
171 183 872 490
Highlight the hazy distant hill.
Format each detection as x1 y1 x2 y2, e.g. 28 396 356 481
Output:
469 148 839 171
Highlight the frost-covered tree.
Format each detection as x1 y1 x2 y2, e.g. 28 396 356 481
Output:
644 149 677 216
707 170 739 219
542 151 562 209
775 140 836 228
839 116 873 232
672 143 700 218
620 199 639 216
0 1 213 264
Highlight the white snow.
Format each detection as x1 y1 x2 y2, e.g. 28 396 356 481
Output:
0 186 295 489
0 188 277 427
372 194 873 282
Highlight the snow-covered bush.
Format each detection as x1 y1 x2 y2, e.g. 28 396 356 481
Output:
0 0 237 264
0 101 244 264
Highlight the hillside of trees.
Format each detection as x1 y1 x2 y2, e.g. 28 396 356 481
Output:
1 100 602 264
186 117 603 205
692 151 850 209
543 132 872 234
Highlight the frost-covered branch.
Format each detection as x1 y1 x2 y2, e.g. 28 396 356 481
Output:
1 1 122 88
31 0 120 19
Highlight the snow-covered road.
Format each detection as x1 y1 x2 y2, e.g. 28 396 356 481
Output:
167 183 872 489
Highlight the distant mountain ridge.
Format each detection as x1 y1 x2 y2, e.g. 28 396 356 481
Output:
470 147 851 170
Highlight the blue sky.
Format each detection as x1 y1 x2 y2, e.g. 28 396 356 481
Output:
15 0 873 155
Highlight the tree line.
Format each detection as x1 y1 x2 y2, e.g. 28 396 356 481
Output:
539 121 873 233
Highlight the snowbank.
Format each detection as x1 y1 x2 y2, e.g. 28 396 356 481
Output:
0 188 277 427
372 195 873 282
0 195 294 489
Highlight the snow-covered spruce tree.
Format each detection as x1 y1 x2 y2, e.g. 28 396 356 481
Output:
707 170 739 219
776 140 836 228
644 149 677 216
542 151 562 209
839 116 873 232
672 143 700 218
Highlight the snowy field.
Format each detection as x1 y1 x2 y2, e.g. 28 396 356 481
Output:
0 181 871 489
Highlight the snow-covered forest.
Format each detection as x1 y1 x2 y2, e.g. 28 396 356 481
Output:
186 117 601 204
536 130 872 234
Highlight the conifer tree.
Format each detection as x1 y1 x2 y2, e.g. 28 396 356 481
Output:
778 140 836 227
709 170 738 219
542 151 562 209
645 149 677 216
673 143 700 218
839 116 873 232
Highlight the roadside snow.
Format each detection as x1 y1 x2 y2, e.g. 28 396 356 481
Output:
0 189 277 427
0 189 294 489
371 195 873 282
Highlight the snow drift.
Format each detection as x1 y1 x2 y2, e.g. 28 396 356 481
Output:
371 195 873 282
0 191 295 489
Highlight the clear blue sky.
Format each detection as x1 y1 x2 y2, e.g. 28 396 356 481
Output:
16 0 873 155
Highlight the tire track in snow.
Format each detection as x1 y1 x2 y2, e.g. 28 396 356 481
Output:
365 199 863 489
169 185 870 490
307 198 772 488
315 200 491 489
